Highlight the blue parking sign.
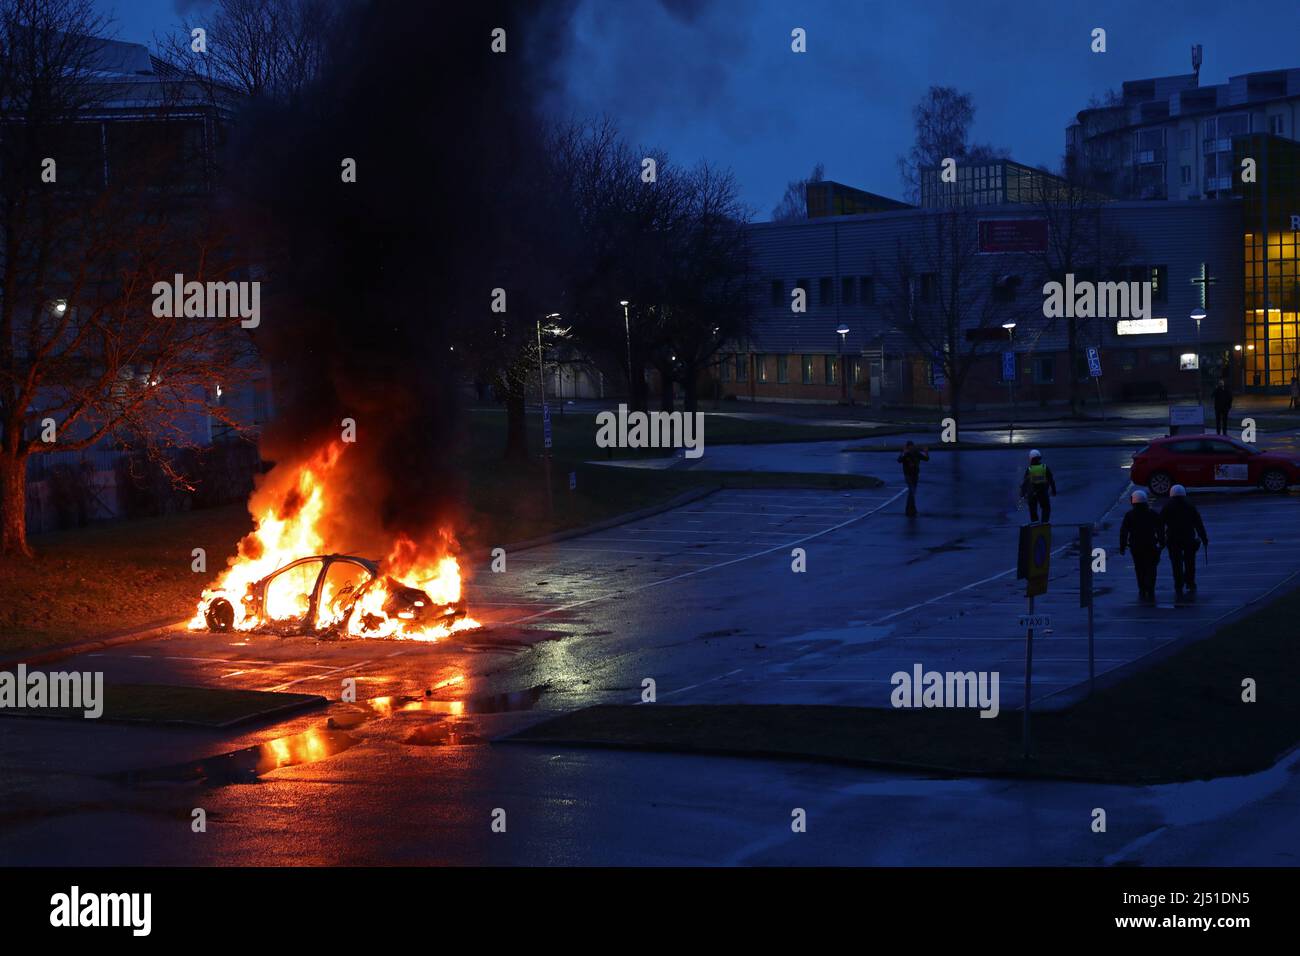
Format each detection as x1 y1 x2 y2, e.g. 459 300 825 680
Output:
1087 347 1102 378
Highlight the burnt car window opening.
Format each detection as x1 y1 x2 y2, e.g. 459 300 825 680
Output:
265 559 325 623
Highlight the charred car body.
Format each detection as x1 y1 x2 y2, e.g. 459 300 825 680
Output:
201 554 468 638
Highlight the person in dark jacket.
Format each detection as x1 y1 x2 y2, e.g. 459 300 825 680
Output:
1212 378 1233 435
897 441 929 517
1019 449 1057 523
1119 488 1165 603
1160 484 1209 600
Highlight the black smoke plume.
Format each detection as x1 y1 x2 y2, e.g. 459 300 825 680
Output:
227 0 573 563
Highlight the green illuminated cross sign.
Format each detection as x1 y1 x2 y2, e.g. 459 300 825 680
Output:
1191 262 1218 309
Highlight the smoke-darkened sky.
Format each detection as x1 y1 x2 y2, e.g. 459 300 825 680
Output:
100 0 1300 218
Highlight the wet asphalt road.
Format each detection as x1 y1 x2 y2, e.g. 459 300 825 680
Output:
2 434 1299 865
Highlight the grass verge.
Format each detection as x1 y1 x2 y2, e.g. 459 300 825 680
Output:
505 584 1300 784
1 505 251 653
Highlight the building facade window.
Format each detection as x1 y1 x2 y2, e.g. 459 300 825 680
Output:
1270 114 1285 136
1203 113 1248 194
841 276 856 305
819 277 833 307
777 354 789 384
770 279 783 306
735 353 748 382
1148 347 1173 365
755 354 768 383
1033 356 1055 384
1180 165 1191 185
824 355 838 385
801 355 815 384
720 354 731 382
860 276 874 304
794 279 809 307
1115 349 1138 371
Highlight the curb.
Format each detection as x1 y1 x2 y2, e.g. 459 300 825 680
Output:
0 619 187 669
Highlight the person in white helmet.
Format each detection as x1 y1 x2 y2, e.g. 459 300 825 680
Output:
1119 488 1165 603
1160 484 1209 600
1019 449 1057 523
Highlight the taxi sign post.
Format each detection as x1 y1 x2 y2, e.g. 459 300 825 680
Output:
1016 523 1051 757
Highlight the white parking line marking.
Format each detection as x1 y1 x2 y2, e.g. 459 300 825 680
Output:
503 489 906 626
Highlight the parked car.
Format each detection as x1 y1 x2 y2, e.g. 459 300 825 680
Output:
1130 435 1300 495
200 554 467 637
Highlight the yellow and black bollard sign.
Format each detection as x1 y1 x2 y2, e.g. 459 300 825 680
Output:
1017 523 1052 597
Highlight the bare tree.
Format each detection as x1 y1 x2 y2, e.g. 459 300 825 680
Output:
897 86 1009 202
879 204 1028 421
0 0 258 555
1031 176 1139 414
770 161 824 222
157 0 336 104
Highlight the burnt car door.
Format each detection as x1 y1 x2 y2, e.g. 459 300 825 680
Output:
315 557 376 631
260 557 327 631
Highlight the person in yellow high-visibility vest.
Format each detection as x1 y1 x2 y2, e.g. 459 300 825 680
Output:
1019 449 1057 523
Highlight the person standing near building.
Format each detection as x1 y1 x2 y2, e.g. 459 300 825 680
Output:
1212 378 1233 435
1289 374 1299 410
1119 489 1164 603
1019 449 1057 523
897 440 929 517
1160 484 1208 601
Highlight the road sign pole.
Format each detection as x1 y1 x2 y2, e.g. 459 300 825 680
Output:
1095 376 1106 422
1087 601 1095 694
1079 523 1095 696
1023 594 1034 759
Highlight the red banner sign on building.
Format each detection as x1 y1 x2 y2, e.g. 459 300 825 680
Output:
978 219 1049 253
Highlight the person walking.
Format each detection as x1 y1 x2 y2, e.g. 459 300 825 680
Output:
1289 374 1299 410
897 440 929 517
1019 449 1057 523
1212 378 1233 435
1160 484 1209 601
1119 488 1165 603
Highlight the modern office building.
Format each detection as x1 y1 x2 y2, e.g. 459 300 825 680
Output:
1235 133 1300 388
716 160 1246 408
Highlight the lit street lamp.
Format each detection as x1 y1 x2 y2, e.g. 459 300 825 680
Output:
1191 307 1206 410
836 323 850 404
1002 321 1017 442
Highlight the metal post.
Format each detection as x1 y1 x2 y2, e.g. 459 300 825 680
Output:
1087 600 1095 695
1022 593 1035 759
537 319 553 517
1007 327 1017 444
622 302 632 397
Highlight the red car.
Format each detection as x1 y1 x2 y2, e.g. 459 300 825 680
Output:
1130 435 1300 495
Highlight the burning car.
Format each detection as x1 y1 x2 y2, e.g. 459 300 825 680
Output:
199 553 471 640
189 442 478 642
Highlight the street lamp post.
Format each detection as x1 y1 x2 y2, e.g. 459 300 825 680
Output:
836 324 850 405
1191 307 1206 413
620 300 632 400
1002 321 1017 443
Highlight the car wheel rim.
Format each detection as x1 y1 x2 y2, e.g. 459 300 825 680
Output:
1264 472 1285 492
1150 474 1171 494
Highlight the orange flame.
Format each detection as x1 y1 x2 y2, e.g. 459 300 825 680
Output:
189 443 478 642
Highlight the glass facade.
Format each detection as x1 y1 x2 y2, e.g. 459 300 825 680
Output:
1235 133 1300 388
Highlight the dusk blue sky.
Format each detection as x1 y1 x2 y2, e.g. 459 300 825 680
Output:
99 0 1300 218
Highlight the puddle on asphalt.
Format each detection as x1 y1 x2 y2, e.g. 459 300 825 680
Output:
111 727 359 786
404 721 486 747
384 684 547 715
